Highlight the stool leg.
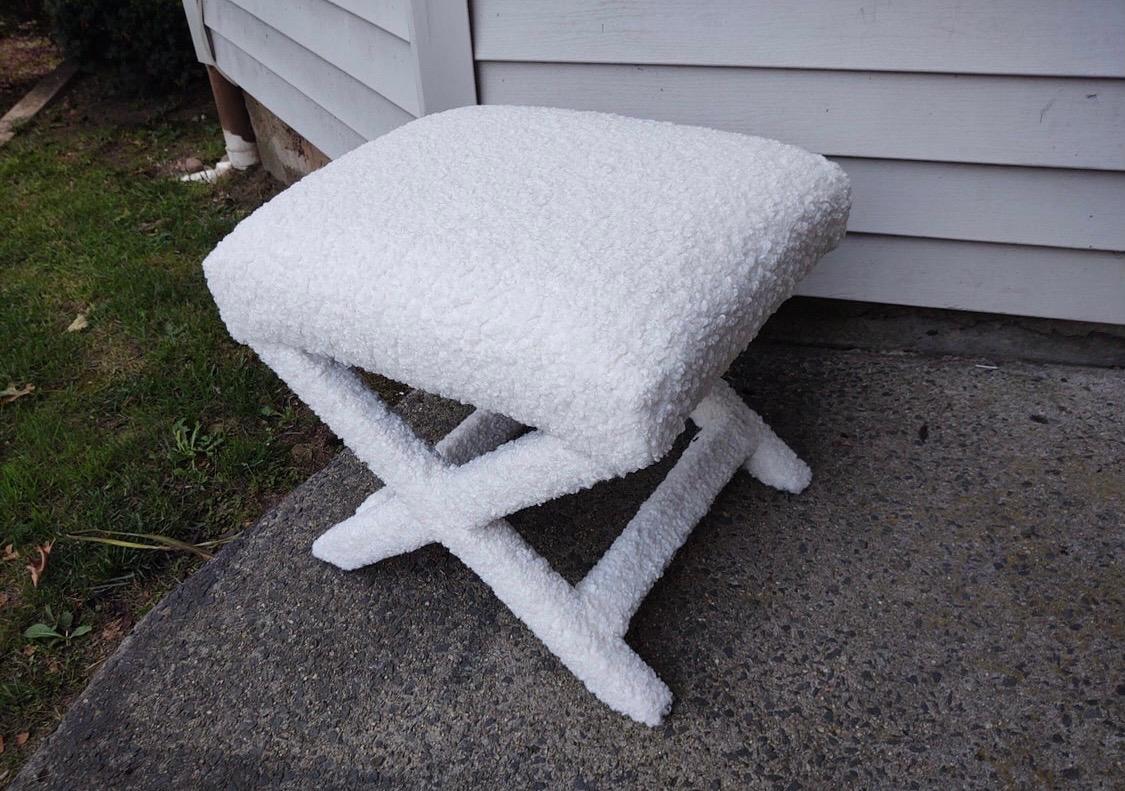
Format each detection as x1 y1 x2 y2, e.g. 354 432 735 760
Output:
576 385 754 636
259 342 810 726
253 343 612 530
439 518 673 726
708 379 812 494
313 409 524 569
576 380 811 637
437 409 525 466
745 430 812 494
253 343 446 491
314 426 611 568
314 496 426 570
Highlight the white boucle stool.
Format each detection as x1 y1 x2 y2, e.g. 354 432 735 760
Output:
204 105 850 726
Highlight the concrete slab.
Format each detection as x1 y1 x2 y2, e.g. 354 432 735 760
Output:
13 345 1124 789
761 297 1125 369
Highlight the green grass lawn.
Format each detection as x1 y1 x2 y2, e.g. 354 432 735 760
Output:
0 76 393 778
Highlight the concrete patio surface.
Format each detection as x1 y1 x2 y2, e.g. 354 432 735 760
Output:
13 339 1124 789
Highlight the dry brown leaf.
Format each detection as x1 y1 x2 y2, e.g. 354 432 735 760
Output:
2 544 17 561
1 383 35 404
22 644 36 656
0 592 9 608
0 734 5 754
15 732 28 747
25 540 53 588
66 313 89 332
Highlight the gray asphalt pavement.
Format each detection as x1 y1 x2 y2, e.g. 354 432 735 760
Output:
13 343 1124 789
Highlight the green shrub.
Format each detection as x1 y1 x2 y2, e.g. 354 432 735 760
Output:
46 0 200 93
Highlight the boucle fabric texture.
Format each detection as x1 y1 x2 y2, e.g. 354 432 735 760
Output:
204 105 850 473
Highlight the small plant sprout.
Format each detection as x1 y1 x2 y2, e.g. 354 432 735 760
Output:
260 402 299 426
23 606 93 647
167 417 225 476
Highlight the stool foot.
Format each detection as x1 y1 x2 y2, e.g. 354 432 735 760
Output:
440 518 673 726
313 492 427 570
746 433 812 494
707 379 812 494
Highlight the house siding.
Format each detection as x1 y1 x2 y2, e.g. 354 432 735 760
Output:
187 0 474 159
182 0 1125 323
472 0 1125 324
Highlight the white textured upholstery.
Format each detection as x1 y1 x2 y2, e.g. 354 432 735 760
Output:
205 105 849 473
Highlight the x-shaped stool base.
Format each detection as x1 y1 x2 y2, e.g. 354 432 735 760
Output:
255 343 811 726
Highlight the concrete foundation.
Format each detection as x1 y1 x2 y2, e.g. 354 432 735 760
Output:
244 94 330 185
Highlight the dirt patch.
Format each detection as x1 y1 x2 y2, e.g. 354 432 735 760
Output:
0 23 60 114
30 71 288 214
213 165 285 214
51 71 212 131
28 75 219 177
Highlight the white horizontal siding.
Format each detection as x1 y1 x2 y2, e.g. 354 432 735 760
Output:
472 0 1125 78
224 0 418 114
800 236 1125 324
327 0 411 41
196 0 474 156
210 33 364 158
473 2 1125 322
206 0 414 142
189 0 1125 322
477 62 1125 171
836 159 1125 251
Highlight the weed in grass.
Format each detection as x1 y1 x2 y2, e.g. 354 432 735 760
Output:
22 607 92 647
166 417 225 481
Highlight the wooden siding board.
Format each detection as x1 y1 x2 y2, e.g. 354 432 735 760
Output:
799 235 1125 324
226 0 418 115
209 32 364 158
836 159 1125 252
327 0 411 42
206 0 414 141
477 61 1125 170
472 0 1125 78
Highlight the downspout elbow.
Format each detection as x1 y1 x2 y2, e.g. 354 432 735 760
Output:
206 65 259 170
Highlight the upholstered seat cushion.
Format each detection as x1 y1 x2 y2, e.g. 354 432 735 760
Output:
204 105 850 472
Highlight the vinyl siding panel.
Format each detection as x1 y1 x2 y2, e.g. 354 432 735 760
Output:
472 0 1125 78
225 0 418 114
835 160 1125 252
205 0 414 143
328 0 411 41
801 236 1125 324
209 32 365 158
472 2 1125 322
477 62 1125 171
